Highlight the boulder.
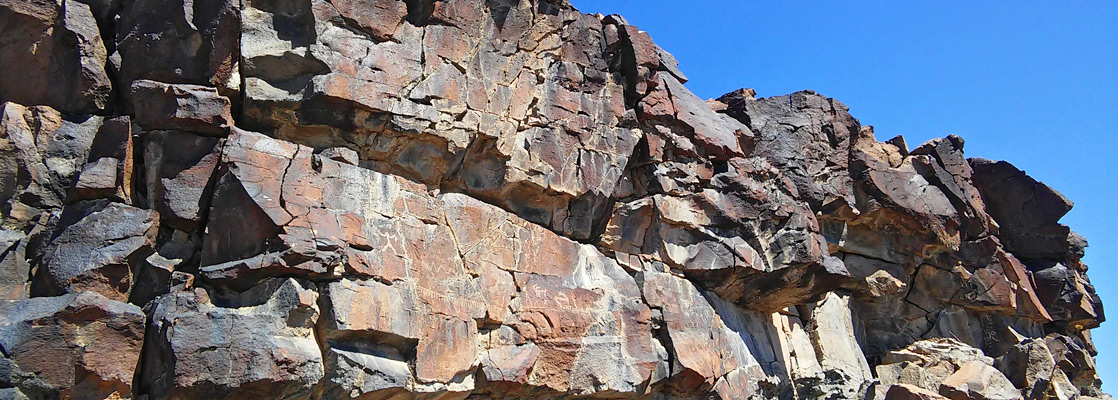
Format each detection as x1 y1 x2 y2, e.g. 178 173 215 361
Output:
0 103 101 231
142 130 222 231
0 291 144 399
970 158 1075 262
115 0 240 91
71 116 133 202
0 0 111 114
138 278 323 399
877 338 994 394
34 201 158 301
886 384 950 400
130 80 233 136
938 361 1022 400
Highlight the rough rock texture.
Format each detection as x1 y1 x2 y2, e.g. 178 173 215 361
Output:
0 291 144 400
0 0 1107 399
0 0 112 114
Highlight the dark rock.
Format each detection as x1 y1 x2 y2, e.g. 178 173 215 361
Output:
1030 262 1104 330
130 80 233 136
115 0 240 91
34 201 158 301
71 116 133 202
971 158 1076 261
0 0 111 114
143 130 222 231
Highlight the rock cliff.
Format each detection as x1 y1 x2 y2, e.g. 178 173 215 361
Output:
0 0 1106 399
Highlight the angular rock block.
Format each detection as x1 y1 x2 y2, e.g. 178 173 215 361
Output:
142 130 222 231
0 0 112 114
130 80 233 136
35 201 158 301
72 116 133 202
115 0 240 90
0 102 101 230
138 278 323 399
240 0 640 241
0 292 145 400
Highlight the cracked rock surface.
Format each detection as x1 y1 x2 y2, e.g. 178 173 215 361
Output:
0 1 1107 399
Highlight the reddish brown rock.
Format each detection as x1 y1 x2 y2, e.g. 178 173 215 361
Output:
0 0 1106 398
0 291 145 400
0 0 112 114
641 270 772 397
886 384 950 400
240 0 640 241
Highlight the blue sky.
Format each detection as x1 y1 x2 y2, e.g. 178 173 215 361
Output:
570 0 1118 389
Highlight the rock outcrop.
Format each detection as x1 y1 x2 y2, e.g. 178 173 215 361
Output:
0 0 1106 399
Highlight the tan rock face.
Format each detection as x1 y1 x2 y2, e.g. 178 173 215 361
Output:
0 0 1106 399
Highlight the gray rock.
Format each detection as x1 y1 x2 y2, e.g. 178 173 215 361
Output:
35 201 158 301
0 103 101 231
138 278 324 399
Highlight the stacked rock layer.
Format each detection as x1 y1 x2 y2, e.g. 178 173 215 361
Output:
0 0 1106 399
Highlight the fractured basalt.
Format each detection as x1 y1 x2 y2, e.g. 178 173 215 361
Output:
0 0 1107 399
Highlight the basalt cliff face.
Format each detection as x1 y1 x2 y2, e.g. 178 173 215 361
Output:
0 0 1106 399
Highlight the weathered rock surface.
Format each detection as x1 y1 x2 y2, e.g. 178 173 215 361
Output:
0 0 1107 399
0 0 112 114
138 277 323 399
34 201 158 301
0 291 144 400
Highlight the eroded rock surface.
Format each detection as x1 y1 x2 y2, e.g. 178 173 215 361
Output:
0 0 1106 399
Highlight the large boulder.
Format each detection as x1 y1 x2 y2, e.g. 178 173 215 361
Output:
938 361 1022 400
70 116 134 202
240 0 641 241
138 278 324 399
0 0 112 114
876 338 994 394
115 0 240 91
203 129 661 397
0 103 101 231
34 201 158 301
970 159 1077 262
0 291 145 399
130 80 233 136
142 130 222 231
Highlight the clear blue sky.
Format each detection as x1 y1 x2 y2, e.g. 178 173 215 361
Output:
571 0 1118 389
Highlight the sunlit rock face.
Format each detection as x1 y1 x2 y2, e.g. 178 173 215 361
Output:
0 0 1105 399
